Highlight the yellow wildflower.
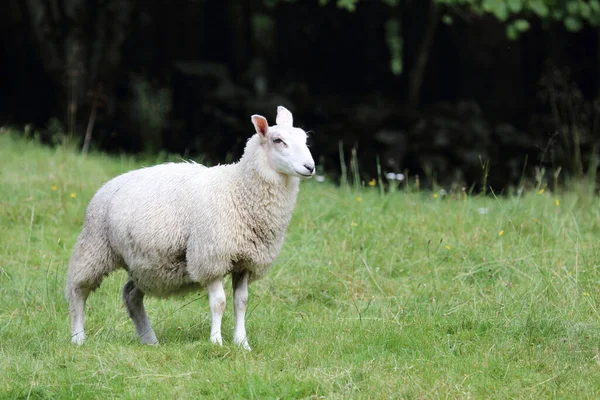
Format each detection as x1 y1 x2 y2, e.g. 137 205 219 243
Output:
498 230 504 236
70 193 77 199
555 199 560 207
583 292 590 297
368 178 376 187
356 197 362 202
51 185 57 191
538 188 545 195
433 193 439 199
444 245 451 250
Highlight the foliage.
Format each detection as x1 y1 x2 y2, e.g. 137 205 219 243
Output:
1 134 600 398
538 67 600 181
317 0 600 39
130 76 172 154
385 19 403 76
284 0 600 80
436 0 600 39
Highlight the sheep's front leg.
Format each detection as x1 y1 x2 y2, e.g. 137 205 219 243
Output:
207 278 226 346
232 271 251 351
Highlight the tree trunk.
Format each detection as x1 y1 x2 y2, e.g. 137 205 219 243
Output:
597 27 600 98
82 99 97 155
24 0 132 138
227 0 250 77
407 0 440 109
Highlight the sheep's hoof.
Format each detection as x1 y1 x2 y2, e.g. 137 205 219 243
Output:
234 337 251 351
71 332 85 346
240 342 252 351
210 335 223 346
139 332 159 345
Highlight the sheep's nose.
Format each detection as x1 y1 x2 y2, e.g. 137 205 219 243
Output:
303 163 315 174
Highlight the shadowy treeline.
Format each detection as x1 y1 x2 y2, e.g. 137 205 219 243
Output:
1 0 599 190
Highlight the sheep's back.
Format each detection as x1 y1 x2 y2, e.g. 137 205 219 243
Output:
99 163 230 274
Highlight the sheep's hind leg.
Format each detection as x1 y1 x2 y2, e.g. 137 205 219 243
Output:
122 280 158 345
66 231 120 345
207 278 226 346
67 286 90 345
232 271 251 351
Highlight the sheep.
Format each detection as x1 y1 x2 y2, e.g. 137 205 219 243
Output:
65 106 315 350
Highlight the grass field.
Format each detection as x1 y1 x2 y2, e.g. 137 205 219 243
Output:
1 131 599 399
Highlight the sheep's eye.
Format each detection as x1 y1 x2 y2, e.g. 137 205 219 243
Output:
272 138 285 145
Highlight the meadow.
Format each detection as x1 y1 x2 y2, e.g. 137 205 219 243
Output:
1 131 599 399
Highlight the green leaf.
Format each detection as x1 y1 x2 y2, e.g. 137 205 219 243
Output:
566 1 580 15
496 3 509 21
385 19 403 76
506 24 519 40
580 3 591 19
513 19 530 32
336 0 357 12
391 58 403 76
528 0 549 18
442 14 454 25
552 9 565 21
482 0 509 21
564 16 583 31
481 0 495 13
591 0 600 12
506 19 529 40
507 0 522 13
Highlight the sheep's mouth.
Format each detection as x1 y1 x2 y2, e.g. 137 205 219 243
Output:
296 171 313 178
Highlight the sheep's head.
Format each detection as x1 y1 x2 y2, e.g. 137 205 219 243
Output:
251 106 315 179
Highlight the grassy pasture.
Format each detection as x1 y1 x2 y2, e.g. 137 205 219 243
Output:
1 132 599 399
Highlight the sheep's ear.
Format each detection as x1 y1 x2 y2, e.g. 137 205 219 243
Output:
251 115 269 137
276 106 293 127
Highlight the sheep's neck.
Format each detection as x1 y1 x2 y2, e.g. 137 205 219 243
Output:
235 167 300 227
231 163 297 251
234 134 301 238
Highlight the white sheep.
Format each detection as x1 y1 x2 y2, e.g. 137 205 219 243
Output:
66 106 315 350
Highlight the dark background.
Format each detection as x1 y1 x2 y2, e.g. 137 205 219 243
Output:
1 0 599 190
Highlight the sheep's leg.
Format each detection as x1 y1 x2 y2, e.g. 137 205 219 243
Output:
232 271 251 351
67 286 90 345
66 231 120 345
122 279 158 345
207 278 226 346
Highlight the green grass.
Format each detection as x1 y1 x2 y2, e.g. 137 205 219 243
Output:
1 131 600 399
